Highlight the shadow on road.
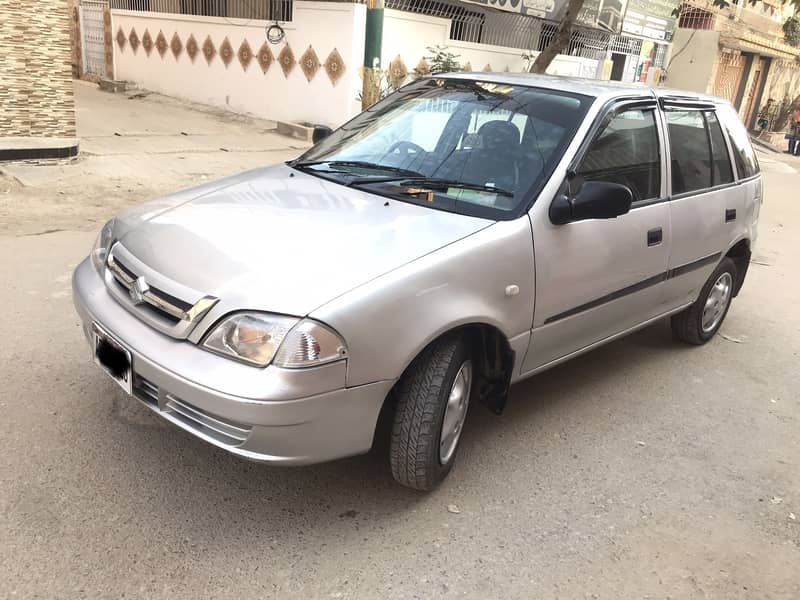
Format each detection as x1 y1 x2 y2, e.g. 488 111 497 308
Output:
74 318 686 538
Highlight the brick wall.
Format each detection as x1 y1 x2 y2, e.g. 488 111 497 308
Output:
0 0 77 138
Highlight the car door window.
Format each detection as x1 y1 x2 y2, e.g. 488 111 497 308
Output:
576 107 661 202
705 111 734 185
666 110 713 195
718 105 759 179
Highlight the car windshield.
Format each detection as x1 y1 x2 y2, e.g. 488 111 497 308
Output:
292 78 592 219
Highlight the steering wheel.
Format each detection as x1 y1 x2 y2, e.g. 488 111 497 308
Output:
387 141 425 156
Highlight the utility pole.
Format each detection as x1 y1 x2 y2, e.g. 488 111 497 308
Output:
361 0 384 110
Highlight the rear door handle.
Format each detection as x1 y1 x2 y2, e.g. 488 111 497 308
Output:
647 227 662 246
725 208 737 222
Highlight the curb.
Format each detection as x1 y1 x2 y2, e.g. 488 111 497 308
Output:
0 137 80 162
749 135 781 154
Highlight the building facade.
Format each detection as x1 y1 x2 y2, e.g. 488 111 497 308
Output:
99 0 679 128
0 0 77 141
666 0 800 131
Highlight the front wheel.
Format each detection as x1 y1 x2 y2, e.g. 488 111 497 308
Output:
390 335 473 491
671 257 737 345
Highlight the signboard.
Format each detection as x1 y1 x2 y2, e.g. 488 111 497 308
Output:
460 0 554 17
621 0 679 40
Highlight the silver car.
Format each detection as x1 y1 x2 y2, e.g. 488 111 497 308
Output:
73 74 761 490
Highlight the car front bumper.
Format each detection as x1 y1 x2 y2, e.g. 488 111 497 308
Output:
72 258 395 465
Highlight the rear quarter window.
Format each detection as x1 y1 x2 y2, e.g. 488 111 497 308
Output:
718 105 759 179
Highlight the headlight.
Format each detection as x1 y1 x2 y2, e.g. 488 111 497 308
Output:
202 312 347 368
274 319 348 368
91 218 115 272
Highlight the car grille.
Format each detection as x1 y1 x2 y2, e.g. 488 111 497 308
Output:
134 375 159 406
133 375 251 446
103 243 219 340
107 253 192 325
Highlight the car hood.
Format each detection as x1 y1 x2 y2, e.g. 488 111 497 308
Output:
117 164 493 316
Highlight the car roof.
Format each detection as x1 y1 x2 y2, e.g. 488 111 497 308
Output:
439 72 731 106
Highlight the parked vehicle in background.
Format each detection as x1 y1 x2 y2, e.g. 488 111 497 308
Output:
73 74 761 490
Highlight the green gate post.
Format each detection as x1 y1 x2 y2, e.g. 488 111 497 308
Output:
362 0 385 110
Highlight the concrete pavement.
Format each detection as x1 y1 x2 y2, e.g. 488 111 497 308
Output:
1 115 799 597
0 81 307 236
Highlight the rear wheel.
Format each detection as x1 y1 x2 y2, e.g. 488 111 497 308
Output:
390 335 473 491
671 257 737 345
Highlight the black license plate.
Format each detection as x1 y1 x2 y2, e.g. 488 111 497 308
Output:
92 323 132 394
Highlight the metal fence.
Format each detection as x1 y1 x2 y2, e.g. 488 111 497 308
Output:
109 0 293 21
677 3 717 29
386 0 612 58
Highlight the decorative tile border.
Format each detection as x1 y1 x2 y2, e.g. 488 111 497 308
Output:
299 46 320 82
141 29 153 56
129 28 140 53
114 30 349 86
257 42 274 74
202 35 216 65
186 34 198 62
219 37 234 68
155 31 168 58
171 33 183 60
238 39 253 71
278 44 296 78
324 48 346 85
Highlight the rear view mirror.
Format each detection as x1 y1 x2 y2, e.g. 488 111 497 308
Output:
549 180 633 225
312 125 334 144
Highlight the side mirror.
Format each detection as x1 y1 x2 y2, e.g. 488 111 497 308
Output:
549 180 633 225
312 125 334 144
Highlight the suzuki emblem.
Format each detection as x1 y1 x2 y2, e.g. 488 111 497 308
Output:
129 276 150 305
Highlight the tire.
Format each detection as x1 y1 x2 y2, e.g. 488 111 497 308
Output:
390 335 473 491
671 257 737 345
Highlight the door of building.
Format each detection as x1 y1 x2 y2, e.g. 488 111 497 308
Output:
610 53 626 80
79 0 108 78
712 51 746 104
742 57 770 129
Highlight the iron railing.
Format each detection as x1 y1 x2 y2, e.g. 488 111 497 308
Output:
386 0 614 58
109 0 293 21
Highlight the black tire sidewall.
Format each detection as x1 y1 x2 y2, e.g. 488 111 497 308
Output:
695 258 737 342
432 338 474 474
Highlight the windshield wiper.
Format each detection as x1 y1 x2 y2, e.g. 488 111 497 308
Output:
349 176 514 198
291 160 424 178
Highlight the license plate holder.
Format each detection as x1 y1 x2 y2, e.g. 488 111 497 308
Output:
92 323 133 395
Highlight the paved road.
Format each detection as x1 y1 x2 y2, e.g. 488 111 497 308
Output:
1 150 799 599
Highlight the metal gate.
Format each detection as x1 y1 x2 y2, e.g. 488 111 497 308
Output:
712 51 746 104
79 0 108 78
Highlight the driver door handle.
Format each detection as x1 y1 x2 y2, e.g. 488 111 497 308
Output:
647 227 662 247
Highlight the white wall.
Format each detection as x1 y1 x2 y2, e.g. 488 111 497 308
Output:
382 9 598 82
664 28 720 94
112 2 365 127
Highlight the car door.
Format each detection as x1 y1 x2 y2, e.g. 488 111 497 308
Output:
660 102 743 308
522 99 672 374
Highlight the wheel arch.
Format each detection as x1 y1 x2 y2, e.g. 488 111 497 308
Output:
371 322 516 450
725 237 751 297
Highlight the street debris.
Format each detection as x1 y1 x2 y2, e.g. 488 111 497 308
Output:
770 497 783 505
790 513 796 521
720 333 745 343
636 440 647 447
446 504 461 514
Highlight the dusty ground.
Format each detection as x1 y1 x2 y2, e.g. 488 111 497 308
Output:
0 81 306 235
1 85 799 599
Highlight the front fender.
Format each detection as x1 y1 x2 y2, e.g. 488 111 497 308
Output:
312 217 535 387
